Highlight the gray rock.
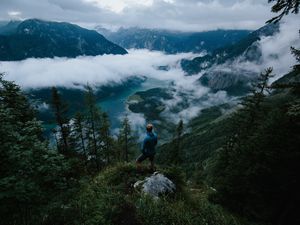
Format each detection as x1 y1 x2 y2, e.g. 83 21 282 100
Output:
134 172 176 198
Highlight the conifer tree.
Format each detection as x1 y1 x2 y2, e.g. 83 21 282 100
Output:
99 112 113 165
51 87 70 154
84 84 102 170
267 0 300 23
71 112 87 160
0 75 76 225
170 119 184 165
207 68 300 222
118 115 136 162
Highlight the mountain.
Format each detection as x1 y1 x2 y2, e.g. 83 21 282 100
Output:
0 19 127 61
157 69 300 224
181 23 279 75
179 23 279 95
96 27 251 54
0 20 21 35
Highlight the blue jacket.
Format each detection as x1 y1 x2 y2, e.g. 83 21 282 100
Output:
142 132 158 155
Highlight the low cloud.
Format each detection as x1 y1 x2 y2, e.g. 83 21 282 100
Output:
1 16 298 130
259 16 300 82
207 16 300 84
1 50 196 89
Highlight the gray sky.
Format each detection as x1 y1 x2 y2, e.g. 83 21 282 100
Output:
0 0 276 31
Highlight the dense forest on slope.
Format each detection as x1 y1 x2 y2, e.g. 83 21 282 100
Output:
158 68 300 224
0 0 300 225
0 74 254 225
181 23 279 75
98 27 251 54
1 65 299 225
0 19 127 60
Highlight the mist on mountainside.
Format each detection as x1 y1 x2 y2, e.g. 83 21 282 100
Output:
1 1 300 225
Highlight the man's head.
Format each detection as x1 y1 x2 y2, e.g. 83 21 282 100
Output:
146 123 153 132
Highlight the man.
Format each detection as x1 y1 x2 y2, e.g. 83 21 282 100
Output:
136 124 158 171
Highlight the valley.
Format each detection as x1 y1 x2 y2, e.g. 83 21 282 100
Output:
0 4 299 223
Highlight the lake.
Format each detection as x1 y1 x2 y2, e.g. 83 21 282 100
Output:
98 77 170 129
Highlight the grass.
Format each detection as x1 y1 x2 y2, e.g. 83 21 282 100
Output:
71 162 257 225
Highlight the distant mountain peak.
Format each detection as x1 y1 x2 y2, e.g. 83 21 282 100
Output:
0 19 127 61
95 26 251 54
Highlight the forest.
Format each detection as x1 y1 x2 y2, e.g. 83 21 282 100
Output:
0 0 300 225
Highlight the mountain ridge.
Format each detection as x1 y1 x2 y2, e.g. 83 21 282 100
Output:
96 26 251 54
0 19 127 61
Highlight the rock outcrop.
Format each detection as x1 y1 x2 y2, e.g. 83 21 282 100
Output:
134 172 176 198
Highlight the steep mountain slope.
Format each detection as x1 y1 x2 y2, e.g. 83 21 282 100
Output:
0 19 127 61
0 20 21 35
179 23 279 95
181 23 279 75
96 27 251 54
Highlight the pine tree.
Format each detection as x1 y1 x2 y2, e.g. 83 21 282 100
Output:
210 69 274 205
84 84 102 171
229 68 274 139
51 87 70 154
118 115 136 162
170 119 184 165
70 112 87 160
0 76 76 225
99 112 113 165
208 67 300 222
267 0 300 23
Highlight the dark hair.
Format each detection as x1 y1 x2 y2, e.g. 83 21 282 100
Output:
146 124 153 132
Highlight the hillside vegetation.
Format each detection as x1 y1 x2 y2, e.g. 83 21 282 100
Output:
1 1 299 224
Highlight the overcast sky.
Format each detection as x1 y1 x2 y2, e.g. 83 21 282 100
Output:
0 0 276 31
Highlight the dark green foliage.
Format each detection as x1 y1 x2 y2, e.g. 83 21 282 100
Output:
161 120 185 165
208 70 300 224
84 85 103 171
0 74 262 224
0 75 81 225
268 0 300 23
157 104 235 178
51 87 70 154
72 163 252 225
99 112 114 164
27 76 145 135
117 115 138 162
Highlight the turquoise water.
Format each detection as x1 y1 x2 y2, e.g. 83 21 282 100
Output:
98 78 169 129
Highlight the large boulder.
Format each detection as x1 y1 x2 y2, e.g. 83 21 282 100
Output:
134 172 176 198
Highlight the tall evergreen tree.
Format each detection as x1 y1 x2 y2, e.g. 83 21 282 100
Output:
99 112 113 165
118 115 136 162
51 87 70 154
84 84 102 171
70 112 88 161
208 67 300 223
169 119 184 165
0 76 77 225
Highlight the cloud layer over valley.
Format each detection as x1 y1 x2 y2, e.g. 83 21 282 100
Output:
1 50 196 89
1 18 298 128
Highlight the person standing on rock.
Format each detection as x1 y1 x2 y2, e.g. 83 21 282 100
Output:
136 124 158 171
